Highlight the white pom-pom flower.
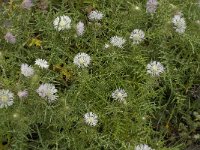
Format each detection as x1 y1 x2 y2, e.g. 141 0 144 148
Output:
53 15 71 31
76 21 85 36
110 36 126 48
111 88 127 102
73 53 91 68
147 61 165 76
146 0 158 14
130 29 145 44
21 63 34 77
172 14 186 34
35 58 49 69
36 83 58 102
88 10 103 21
135 144 154 150
84 112 98 126
0 89 14 108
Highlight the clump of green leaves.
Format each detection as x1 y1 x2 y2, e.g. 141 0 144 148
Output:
0 0 199 149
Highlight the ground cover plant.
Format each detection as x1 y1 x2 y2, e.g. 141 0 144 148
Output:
0 0 200 149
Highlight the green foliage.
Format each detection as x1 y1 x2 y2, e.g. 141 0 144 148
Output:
0 0 200 149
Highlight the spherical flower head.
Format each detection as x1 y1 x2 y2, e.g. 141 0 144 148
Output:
135 144 154 150
76 21 85 36
0 89 14 108
130 29 145 44
146 0 158 14
84 112 98 126
88 10 103 21
172 14 186 34
17 90 28 99
21 0 33 10
111 88 127 102
35 58 49 69
53 16 71 31
73 53 91 68
21 63 34 77
110 36 126 48
147 61 165 76
4 32 16 44
36 83 58 102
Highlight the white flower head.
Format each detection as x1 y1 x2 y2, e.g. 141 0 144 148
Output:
147 61 165 76
84 112 98 126
110 36 126 48
53 15 71 31
135 144 154 150
17 90 28 99
4 32 16 44
21 63 34 77
130 29 145 44
111 88 127 102
88 10 103 21
0 89 14 108
73 53 91 68
76 21 85 36
146 0 158 14
35 58 49 69
36 83 58 102
172 14 186 33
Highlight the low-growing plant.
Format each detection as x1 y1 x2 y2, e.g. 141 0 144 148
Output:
0 0 200 149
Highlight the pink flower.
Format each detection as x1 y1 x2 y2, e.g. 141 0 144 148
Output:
4 32 16 44
21 0 33 10
146 0 158 14
17 90 28 99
